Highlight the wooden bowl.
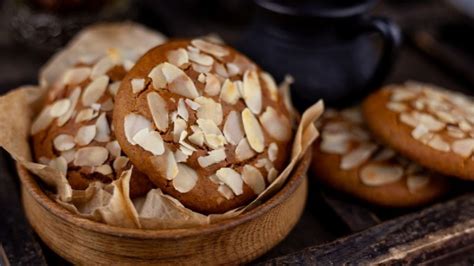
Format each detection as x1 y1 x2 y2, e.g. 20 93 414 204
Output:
17 151 311 265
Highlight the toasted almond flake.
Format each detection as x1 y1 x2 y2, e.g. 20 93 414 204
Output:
242 165 266 194
223 111 245 145
216 168 243 195
268 143 278 162
108 81 121 96
411 124 429 140
57 87 81 127
82 75 109 106
94 113 110 142
320 137 351 155
91 103 101 111
255 158 273 171
61 150 75 163
146 92 169 132
192 63 212 73
75 108 98 123
235 138 256 161
185 99 200 110
75 125 96 146
74 146 108 167
188 130 204 146
62 67 91 85
94 164 113 175
166 48 189 67
399 113 418 128
260 72 279 102
391 89 416 101
418 113 445 131
459 121 472 132
360 163 403 186
419 132 435 145
91 57 115 79
340 143 377 170
226 63 240 76
435 110 456 124
407 175 430 193
220 79 240 104
214 63 229 78
50 99 71 118
198 148 226 167
31 105 54 135
131 78 146 94
242 108 265 153
386 102 407 113
148 64 167 89
123 59 135 71
48 156 68 176
124 113 152 145
243 70 262 114
372 148 396 162
451 138 474 157
427 135 450 152
106 140 121 159
174 149 189 163
191 39 229 57
113 156 129 172
53 134 75 151
172 163 198 193
177 99 189 121
188 50 214 66
218 184 235 200
412 99 425 110
204 73 221 96
132 128 165 156
259 106 292 141
194 96 223 125
179 131 197 153
173 118 187 142
100 99 114 112
197 118 222 136
161 62 199 99
267 168 278 183
447 126 465 139
198 73 206 83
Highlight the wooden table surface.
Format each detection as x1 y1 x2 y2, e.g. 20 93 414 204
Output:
1 0 474 264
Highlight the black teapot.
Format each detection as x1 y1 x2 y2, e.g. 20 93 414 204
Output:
236 0 401 110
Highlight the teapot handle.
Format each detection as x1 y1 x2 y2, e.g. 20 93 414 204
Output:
361 17 402 91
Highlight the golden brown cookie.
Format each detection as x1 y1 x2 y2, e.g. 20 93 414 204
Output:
31 51 154 198
113 39 293 214
312 107 449 207
363 81 474 181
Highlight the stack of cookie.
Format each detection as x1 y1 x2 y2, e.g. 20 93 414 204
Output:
312 81 474 207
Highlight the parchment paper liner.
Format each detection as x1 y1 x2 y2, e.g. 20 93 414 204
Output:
0 23 324 229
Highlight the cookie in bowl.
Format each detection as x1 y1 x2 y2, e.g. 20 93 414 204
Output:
113 39 293 214
363 81 474 181
312 107 449 207
31 51 154 198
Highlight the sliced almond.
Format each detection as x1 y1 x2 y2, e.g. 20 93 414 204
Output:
31 105 54 135
172 163 198 193
188 129 204 147
360 163 403 186
243 70 262 114
417 113 445 131
106 140 121 159
435 110 456 124
204 73 221 96
226 63 240 76
150 149 178 180
386 102 407 113
161 62 199 99
194 96 223 125
223 111 245 145
447 126 465 139
132 128 165 156
131 78 146 94
411 124 429 140
74 146 109 167
48 156 68 176
177 99 189 121
235 138 256 161
61 150 75 164
427 135 450 152
57 87 81 127
407 174 430 193
148 64 167 89
91 57 115 79
191 39 229 57
215 63 229 78
108 81 121 96
399 113 418 128
255 158 273 171
198 148 226 167
146 91 169 132
340 143 377 170
451 138 474 158
174 149 189 163
459 121 472 132
220 79 240 104
260 72 279 102
75 108 98 123
123 59 135 71
198 73 206 83
216 168 243 195
372 148 396 162
75 125 96 146
166 48 189 67
53 134 75 151
268 143 278 162
391 89 416 101
50 99 71 118
62 67 91 85
94 164 113 175
173 118 187 142
185 99 200 110
81 75 109 106
259 106 292 141
124 113 152 145
100 98 114 112
94 113 110 142
113 156 129 172
192 63 212 73
218 184 235 200
188 50 214 66
267 168 278 183
242 165 266 194
242 108 265 153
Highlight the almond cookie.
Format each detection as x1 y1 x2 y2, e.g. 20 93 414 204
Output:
312 107 449 207
31 51 154 198
113 39 293 214
363 81 474 181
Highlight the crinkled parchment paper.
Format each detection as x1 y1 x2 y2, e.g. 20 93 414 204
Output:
0 23 324 229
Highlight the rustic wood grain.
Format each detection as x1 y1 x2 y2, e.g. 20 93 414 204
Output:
18 150 311 265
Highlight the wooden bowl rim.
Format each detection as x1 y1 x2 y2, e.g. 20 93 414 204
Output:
18 150 311 239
